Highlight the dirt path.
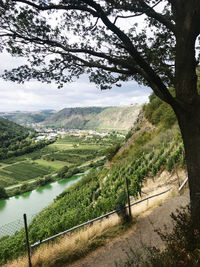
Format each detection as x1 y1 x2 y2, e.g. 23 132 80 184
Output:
70 180 189 267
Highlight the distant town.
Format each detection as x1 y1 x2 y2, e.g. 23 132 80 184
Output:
35 127 125 142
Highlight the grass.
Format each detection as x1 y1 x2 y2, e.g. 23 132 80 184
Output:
34 159 67 170
0 137 107 188
3 162 53 182
5 215 130 267
50 143 73 149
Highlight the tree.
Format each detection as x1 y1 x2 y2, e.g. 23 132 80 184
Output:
0 187 8 200
0 0 200 225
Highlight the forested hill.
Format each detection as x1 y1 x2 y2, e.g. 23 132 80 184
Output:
43 105 141 131
0 117 30 147
0 117 38 161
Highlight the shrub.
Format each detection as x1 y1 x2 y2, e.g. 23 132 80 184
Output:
57 165 69 178
0 187 8 199
106 143 121 161
135 131 151 146
167 158 174 172
144 91 176 129
125 130 133 141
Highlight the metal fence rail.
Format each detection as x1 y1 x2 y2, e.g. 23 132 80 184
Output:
179 176 188 191
31 187 172 248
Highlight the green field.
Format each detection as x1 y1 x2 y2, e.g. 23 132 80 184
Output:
35 159 67 170
4 162 53 181
0 133 121 188
0 162 54 186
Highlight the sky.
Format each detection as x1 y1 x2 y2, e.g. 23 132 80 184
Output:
0 4 154 113
0 52 151 112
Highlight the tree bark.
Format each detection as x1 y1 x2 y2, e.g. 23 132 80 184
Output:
175 102 200 226
172 1 200 226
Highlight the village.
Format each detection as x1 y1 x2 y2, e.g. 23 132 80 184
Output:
34 127 123 142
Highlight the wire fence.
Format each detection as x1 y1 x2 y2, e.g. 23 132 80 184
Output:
0 213 36 238
0 187 173 267
0 188 173 241
31 187 172 248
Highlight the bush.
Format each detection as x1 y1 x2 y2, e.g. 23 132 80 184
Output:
167 157 174 172
144 91 176 129
106 143 121 161
125 130 133 141
135 131 151 146
151 206 200 266
0 187 8 199
57 165 69 178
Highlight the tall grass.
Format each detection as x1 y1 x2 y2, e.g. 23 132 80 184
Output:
5 215 121 267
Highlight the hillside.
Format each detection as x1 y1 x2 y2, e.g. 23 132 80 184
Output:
0 110 55 126
43 105 141 131
0 94 187 266
0 117 30 148
0 118 57 188
1 106 141 131
43 106 106 129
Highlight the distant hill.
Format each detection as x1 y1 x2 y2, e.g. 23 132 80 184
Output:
1 110 55 126
0 106 141 131
43 106 106 129
43 105 141 131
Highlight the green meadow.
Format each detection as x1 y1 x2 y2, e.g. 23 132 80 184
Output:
0 133 121 188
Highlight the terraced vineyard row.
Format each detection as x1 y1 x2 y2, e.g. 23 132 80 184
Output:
0 134 185 264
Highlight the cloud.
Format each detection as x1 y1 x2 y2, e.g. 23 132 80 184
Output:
0 53 151 112
0 77 151 112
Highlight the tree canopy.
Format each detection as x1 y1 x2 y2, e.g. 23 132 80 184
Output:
0 1 180 96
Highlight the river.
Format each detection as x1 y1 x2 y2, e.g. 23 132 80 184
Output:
0 175 82 236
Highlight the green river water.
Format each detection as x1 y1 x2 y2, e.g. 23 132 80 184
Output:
0 175 82 232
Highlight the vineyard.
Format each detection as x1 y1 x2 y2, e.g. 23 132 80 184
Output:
0 91 187 265
0 123 185 265
0 133 119 189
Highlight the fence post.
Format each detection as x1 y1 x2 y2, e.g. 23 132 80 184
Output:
23 214 32 267
125 177 132 217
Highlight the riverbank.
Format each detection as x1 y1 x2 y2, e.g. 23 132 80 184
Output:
0 175 84 230
3 157 105 200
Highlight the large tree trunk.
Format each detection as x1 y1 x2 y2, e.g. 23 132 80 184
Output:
173 1 200 226
176 103 200 227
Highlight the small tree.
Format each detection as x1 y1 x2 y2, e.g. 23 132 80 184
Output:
106 143 121 161
57 165 69 178
0 187 8 200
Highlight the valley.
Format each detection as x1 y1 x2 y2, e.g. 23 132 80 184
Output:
0 99 187 266
0 130 123 197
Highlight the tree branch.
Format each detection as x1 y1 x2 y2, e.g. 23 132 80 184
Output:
110 0 175 33
82 0 175 105
70 54 134 75
14 0 98 17
113 14 143 25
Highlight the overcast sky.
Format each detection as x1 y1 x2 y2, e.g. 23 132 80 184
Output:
0 52 151 112
0 1 157 113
